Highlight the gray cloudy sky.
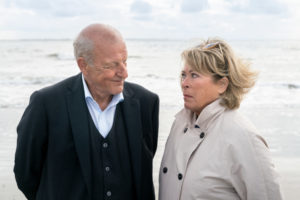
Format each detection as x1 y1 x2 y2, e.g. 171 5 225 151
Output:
1 0 299 40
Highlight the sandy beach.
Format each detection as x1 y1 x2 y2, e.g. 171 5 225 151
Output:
0 107 299 199
1 39 300 199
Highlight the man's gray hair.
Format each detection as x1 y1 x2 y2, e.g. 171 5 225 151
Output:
73 35 94 65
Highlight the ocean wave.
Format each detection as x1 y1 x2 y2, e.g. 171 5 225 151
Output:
259 82 300 90
128 55 143 59
47 53 74 60
0 76 61 86
47 54 142 60
285 83 300 89
132 74 176 80
283 46 300 51
0 103 26 109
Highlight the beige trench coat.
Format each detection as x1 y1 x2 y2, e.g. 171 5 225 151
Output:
159 99 283 200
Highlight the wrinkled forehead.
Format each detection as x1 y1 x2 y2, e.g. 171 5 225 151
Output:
94 36 126 49
93 40 128 63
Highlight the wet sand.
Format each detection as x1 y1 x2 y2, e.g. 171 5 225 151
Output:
0 107 299 199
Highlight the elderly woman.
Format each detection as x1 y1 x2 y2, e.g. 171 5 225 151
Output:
159 39 283 200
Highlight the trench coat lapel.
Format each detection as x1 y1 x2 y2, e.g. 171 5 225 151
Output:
66 74 92 195
121 84 142 200
175 129 204 174
174 110 206 176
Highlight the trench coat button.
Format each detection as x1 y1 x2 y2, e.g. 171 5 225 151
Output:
163 167 168 173
183 127 188 133
194 125 200 128
178 173 183 180
106 191 112 197
200 132 205 139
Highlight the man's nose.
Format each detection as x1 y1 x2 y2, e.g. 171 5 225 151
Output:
117 63 128 78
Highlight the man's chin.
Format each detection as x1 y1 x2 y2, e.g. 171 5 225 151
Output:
112 86 124 94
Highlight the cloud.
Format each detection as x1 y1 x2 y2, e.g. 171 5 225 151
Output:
8 0 50 10
226 0 288 15
130 0 152 14
130 0 152 20
181 0 208 13
0 0 300 40
7 0 103 17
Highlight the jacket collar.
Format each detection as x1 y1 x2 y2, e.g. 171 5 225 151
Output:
175 98 226 132
120 82 143 200
66 73 92 196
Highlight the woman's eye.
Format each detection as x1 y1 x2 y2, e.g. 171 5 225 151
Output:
191 73 199 78
181 73 186 80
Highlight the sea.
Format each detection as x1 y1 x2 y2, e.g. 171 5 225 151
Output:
0 39 300 199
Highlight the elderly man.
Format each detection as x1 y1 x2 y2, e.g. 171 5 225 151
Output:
14 24 159 200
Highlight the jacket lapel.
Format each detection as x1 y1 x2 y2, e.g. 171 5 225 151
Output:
121 84 142 200
66 74 92 195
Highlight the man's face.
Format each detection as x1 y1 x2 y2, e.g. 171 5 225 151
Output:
83 41 128 99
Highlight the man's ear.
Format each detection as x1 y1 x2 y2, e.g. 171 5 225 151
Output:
218 77 229 94
77 57 88 74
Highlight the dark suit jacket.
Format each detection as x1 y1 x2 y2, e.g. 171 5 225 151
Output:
14 73 159 200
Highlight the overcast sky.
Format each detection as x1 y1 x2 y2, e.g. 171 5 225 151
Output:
1 0 300 40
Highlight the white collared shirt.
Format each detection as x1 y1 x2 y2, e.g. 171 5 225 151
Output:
82 74 124 138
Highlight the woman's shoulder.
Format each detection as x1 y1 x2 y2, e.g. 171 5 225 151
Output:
220 109 268 148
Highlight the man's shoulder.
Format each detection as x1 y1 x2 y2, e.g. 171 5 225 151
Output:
37 73 81 95
124 81 158 99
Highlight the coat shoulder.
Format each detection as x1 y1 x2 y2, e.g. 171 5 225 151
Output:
220 110 268 151
27 74 81 107
37 74 80 95
221 110 258 137
124 81 158 100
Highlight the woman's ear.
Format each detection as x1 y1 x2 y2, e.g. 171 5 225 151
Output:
218 77 229 94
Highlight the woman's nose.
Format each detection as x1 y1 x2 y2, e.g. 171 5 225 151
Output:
181 77 190 89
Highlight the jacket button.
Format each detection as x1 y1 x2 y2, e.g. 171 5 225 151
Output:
106 191 112 197
103 142 108 148
163 167 168 173
178 173 183 180
200 132 205 138
183 127 188 133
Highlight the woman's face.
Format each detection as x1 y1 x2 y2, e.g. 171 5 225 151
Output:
181 63 223 115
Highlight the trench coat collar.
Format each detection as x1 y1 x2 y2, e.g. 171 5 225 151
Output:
175 98 226 132
173 99 226 177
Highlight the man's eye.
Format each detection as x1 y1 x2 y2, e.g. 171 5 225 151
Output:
103 65 113 69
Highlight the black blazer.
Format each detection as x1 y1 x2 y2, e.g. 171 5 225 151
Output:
14 73 159 200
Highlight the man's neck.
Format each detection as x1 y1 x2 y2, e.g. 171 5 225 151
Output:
92 93 113 111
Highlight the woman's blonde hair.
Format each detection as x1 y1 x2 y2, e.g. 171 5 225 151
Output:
181 38 258 109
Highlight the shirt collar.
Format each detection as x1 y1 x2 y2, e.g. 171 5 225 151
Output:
81 74 124 108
